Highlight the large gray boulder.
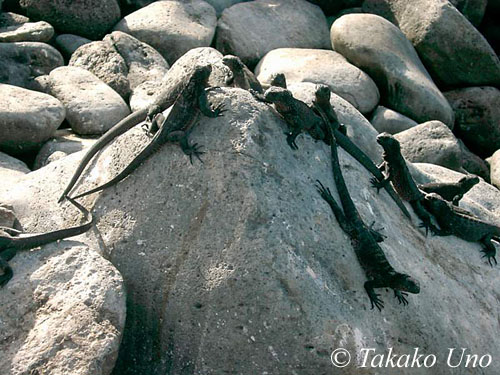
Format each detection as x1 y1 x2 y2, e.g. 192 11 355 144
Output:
47 67 130 135
0 42 63 90
255 48 380 114
449 0 487 26
113 0 217 65
444 86 500 158
394 121 463 171
19 0 121 40
363 0 500 88
370 105 418 134
331 14 454 127
216 0 330 67
0 84 65 155
2 87 498 374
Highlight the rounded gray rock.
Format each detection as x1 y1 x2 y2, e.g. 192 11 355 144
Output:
394 120 463 171
449 0 487 26
203 0 249 16
489 149 500 189
363 0 500 88
216 0 331 68
0 84 65 155
0 151 30 187
370 106 418 134
0 42 63 90
0 20 54 42
331 14 454 127
255 48 379 114
113 0 217 65
47 66 130 135
55 34 91 60
445 86 500 158
19 0 121 40
457 139 490 181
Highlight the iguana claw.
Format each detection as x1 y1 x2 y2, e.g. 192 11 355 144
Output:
481 248 497 267
370 177 385 193
285 132 298 150
186 143 205 164
394 290 409 306
369 292 384 311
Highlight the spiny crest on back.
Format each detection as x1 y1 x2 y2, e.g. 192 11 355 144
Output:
222 54 244 70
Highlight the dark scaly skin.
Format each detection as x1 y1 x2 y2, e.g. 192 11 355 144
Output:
373 133 440 235
316 133 420 311
58 65 212 203
0 197 93 287
419 175 479 206
312 86 411 219
423 193 500 266
222 54 264 94
70 65 225 200
263 86 326 150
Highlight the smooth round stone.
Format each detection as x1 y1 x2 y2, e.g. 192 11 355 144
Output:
0 42 63 90
216 0 331 68
0 151 30 187
47 67 130 135
489 149 500 190
331 14 454 127
19 0 121 40
113 0 217 65
0 20 54 42
0 84 65 155
370 106 418 134
255 48 379 114
55 34 91 60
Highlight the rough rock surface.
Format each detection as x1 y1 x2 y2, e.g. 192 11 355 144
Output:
113 0 217 65
458 139 490 181
0 151 30 187
69 40 130 98
255 48 379 114
0 84 65 155
394 121 462 171
0 20 53 42
19 0 121 40
307 0 363 15
331 14 454 127
489 149 500 190
55 34 91 60
370 105 418 134
0 12 29 26
216 0 330 67
363 0 500 88
445 86 500 157
0 42 63 90
47 67 130 135
33 130 97 170
449 0 487 26
203 0 249 15
0 240 126 375
130 47 229 111
1 87 499 374
287 82 382 161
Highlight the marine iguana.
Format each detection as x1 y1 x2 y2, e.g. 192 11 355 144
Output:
70 66 225 200
311 84 347 136
423 193 499 266
58 64 216 203
265 86 411 219
372 133 441 235
0 197 93 287
419 175 479 206
316 135 420 311
222 54 264 94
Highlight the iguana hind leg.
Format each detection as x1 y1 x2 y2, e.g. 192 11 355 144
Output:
364 280 384 311
0 250 15 287
481 235 497 266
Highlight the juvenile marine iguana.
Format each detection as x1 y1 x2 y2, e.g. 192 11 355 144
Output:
423 193 500 266
58 64 216 203
311 84 347 137
372 133 441 235
419 175 479 206
316 136 420 311
0 197 93 287
70 66 225 200
222 54 264 94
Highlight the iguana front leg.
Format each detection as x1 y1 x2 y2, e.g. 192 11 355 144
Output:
394 290 409 305
199 91 226 118
481 235 497 266
364 280 385 311
411 200 440 236
370 175 391 194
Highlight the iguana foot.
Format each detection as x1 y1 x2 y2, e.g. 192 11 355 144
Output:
315 180 333 202
0 265 13 288
368 291 384 311
285 132 298 150
367 221 386 243
370 177 386 193
481 248 497 267
394 290 409 306
212 103 226 117
185 143 205 164
417 220 441 237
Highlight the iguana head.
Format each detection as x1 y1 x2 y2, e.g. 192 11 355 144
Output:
270 73 287 89
376 132 401 152
422 193 449 213
222 55 244 72
314 84 331 104
192 64 212 82
458 175 480 190
263 86 292 103
392 273 420 294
